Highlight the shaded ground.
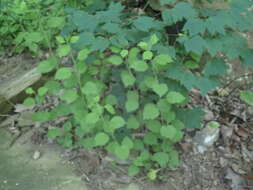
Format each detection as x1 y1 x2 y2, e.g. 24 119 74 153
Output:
0 129 87 190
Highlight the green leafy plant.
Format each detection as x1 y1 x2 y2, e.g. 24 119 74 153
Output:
24 34 201 177
23 0 253 179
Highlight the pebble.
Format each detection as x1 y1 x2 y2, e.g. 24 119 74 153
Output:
33 150 41 160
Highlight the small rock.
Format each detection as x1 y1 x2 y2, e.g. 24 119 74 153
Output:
193 121 220 153
219 157 228 167
33 150 41 160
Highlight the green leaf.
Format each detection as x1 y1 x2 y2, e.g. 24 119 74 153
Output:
107 55 123 65
143 103 159 120
133 16 163 32
176 107 204 129
240 91 253 106
152 83 168 97
38 87 48 96
122 137 134 149
23 97 35 107
48 128 61 139
152 152 169 167
128 165 140 176
203 59 228 76
115 145 129 160
57 45 71 57
59 89 78 103
120 49 128 58
153 54 172 65
37 57 58 73
55 67 72 80
81 81 99 95
184 36 206 55
85 112 100 124
145 120 162 133
121 70 136 87
77 49 90 61
25 88 35 95
171 2 197 22
127 115 140 129
32 112 51 122
144 133 158 145
95 132 110 146
166 91 185 104
45 81 61 95
47 17 65 28
142 51 153 60
150 34 159 45
169 150 180 168
147 170 158 180
28 32 43 42
183 18 206 36
125 91 139 112
130 60 149 72
91 37 110 52
110 116 125 129
160 125 177 140
104 104 116 114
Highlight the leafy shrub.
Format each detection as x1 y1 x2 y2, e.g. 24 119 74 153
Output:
24 0 253 179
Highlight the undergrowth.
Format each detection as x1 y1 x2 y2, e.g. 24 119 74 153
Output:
19 0 253 180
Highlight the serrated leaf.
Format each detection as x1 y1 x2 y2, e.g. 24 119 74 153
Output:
176 107 204 129
81 81 99 95
160 125 177 140
153 54 173 65
152 152 169 167
110 116 125 129
144 133 158 145
85 112 100 124
91 37 110 52
57 45 71 57
122 137 134 149
38 87 48 97
166 91 185 104
171 2 197 22
184 36 206 55
133 16 163 32
59 89 78 103
128 165 140 176
147 170 157 180
143 103 159 120
107 55 123 65
37 57 58 73
142 51 153 60
127 115 140 129
125 91 139 112
120 49 128 57
183 18 206 36
203 59 228 76
23 97 35 107
240 91 253 106
130 60 149 72
55 67 72 80
77 49 90 61
121 70 136 87
145 120 162 133
95 132 109 146
104 104 116 114
47 17 65 28
152 83 168 97
115 145 129 160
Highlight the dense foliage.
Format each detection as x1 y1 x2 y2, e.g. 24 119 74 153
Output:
19 0 253 179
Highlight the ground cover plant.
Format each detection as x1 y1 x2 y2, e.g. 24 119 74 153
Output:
21 0 253 180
